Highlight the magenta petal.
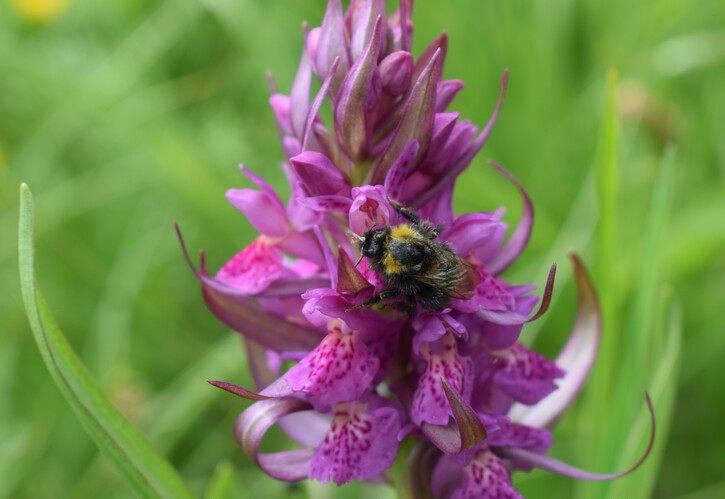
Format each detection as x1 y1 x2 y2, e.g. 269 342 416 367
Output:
334 16 383 160
387 0 413 52
290 151 348 196
451 448 523 499
379 50 414 97
509 254 601 428
348 184 393 234
290 34 312 138
412 33 446 83
383 140 420 201
226 187 289 238
216 237 283 295
227 166 288 238
208 380 270 401
202 285 322 352
283 322 379 408
310 401 401 485
412 70 508 208
412 334 473 426
487 423 553 460
442 212 503 257
493 343 565 405
348 0 386 61
314 0 348 92
269 93 292 135
436 80 464 112
235 398 314 481
370 50 440 184
442 377 488 452
175 226 323 352
297 195 353 214
301 57 340 151
486 161 534 276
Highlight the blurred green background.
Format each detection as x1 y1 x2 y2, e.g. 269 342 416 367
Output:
3 0 724 497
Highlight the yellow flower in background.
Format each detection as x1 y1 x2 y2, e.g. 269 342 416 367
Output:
12 0 69 22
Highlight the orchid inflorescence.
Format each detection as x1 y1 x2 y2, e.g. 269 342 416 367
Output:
178 1 654 496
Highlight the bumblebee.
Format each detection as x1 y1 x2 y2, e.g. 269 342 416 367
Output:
351 200 479 312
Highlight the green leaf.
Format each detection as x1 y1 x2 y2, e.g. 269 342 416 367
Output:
576 69 621 499
18 184 195 499
607 289 682 499
204 461 234 499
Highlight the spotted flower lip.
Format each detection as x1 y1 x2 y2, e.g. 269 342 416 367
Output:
180 0 656 494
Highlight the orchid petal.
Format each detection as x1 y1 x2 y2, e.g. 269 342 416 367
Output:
290 30 312 138
314 0 348 93
208 380 270 401
202 284 322 352
235 398 314 481
509 254 600 427
296 195 353 214
487 161 534 275
348 0 386 61
383 140 420 201
290 151 348 196
441 212 502 257
310 400 401 484
334 16 383 161
493 343 565 406
371 50 440 184
412 335 473 426
336 248 374 294
301 57 340 152
348 185 393 234
451 449 523 499
436 80 464 112
411 70 508 208
442 377 488 451
215 237 283 295
528 263 557 322
269 93 292 135
412 33 446 83
389 0 413 52
380 50 414 97
283 321 379 408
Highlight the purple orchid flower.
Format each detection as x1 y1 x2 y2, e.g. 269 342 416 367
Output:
178 0 654 495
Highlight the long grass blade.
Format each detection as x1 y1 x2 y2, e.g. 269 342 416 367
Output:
18 184 195 499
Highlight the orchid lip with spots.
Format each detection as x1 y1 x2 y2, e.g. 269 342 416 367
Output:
178 0 655 495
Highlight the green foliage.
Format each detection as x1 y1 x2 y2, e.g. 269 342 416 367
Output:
4 0 724 497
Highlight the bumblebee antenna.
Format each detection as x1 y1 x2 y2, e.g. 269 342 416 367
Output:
354 253 364 267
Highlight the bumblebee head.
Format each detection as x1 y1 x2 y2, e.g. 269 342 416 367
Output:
354 225 389 267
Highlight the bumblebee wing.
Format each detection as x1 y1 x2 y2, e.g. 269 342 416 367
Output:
449 258 481 300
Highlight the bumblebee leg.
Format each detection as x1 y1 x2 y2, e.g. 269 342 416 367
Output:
389 199 420 224
345 289 404 312
389 198 441 240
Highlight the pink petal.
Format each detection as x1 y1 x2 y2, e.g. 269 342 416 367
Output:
379 50 414 97
412 333 474 426
486 161 534 276
334 16 383 160
309 399 401 484
216 237 283 295
283 319 380 408
235 398 314 481
493 343 565 405
451 448 523 499
370 49 440 184
509 254 600 428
